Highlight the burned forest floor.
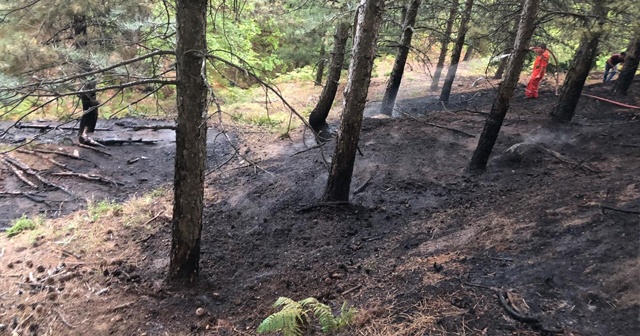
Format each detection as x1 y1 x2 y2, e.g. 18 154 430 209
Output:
0 73 639 336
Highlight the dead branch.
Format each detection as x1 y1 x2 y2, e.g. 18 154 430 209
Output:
77 143 111 156
497 290 563 334
15 123 111 132
451 108 490 116
0 191 46 203
143 210 166 226
3 156 74 196
32 148 94 165
51 172 123 186
111 301 135 311
601 205 640 215
340 284 363 296
536 146 599 173
54 309 76 329
1 158 38 188
397 110 476 137
96 139 158 146
296 201 351 213
132 125 176 131
16 149 67 168
353 176 373 195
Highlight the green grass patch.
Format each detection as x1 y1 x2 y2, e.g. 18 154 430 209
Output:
6 215 41 237
86 199 122 223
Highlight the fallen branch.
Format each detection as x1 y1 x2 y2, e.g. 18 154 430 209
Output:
77 143 112 156
96 138 158 146
353 176 373 195
132 125 176 131
498 290 563 334
582 94 640 110
17 149 68 168
341 284 363 296
54 309 76 329
0 191 46 203
4 156 75 196
296 201 351 213
15 123 111 131
1 158 38 188
536 146 599 173
397 110 476 137
111 301 135 311
51 172 123 186
32 148 94 165
143 210 166 226
601 205 640 215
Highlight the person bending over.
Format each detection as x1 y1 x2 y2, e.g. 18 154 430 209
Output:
603 52 626 82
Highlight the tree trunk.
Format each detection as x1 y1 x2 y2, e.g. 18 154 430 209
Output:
494 12 521 79
380 0 421 116
308 21 350 136
322 0 384 202
613 34 640 96
468 0 541 171
463 43 473 61
170 0 208 282
430 0 458 91
550 2 606 122
439 0 474 102
315 40 327 86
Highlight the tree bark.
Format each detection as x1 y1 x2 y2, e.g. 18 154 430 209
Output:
308 21 350 136
468 0 541 171
322 0 384 202
463 43 473 62
314 40 327 86
439 0 474 102
430 0 459 91
380 0 422 116
550 1 606 122
170 0 208 282
613 34 640 96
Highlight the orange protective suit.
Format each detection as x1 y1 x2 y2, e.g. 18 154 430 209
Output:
525 50 549 98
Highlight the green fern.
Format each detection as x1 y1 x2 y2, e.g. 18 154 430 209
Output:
257 297 357 335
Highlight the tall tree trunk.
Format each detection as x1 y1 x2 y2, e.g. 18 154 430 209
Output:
439 0 474 102
468 0 541 171
322 0 384 202
613 34 640 96
430 0 458 91
308 21 350 136
550 2 606 122
315 39 327 86
170 0 208 281
494 9 521 79
380 0 421 116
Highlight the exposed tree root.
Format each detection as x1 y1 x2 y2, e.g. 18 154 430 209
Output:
1 158 37 188
3 156 75 197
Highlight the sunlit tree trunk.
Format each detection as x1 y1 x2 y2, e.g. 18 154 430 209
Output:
468 0 541 171
308 21 350 137
322 0 384 202
430 0 458 91
494 9 521 79
550 1 606 122
439 0 474 102
170 0 208 281
380 0 421 116
613 34 640 96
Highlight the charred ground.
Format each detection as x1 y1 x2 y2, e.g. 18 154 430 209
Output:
0 76 638 335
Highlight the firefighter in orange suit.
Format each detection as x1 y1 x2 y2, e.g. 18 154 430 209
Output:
525 43 550 99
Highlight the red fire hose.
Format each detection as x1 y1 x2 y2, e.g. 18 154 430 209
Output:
581 93 640 110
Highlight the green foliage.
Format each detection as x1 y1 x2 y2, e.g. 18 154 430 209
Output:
257 297 356 336
6 215 41 237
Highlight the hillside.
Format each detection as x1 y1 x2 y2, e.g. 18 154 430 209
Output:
0 68 639 335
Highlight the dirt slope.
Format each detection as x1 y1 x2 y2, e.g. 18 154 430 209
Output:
0 77 638 335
